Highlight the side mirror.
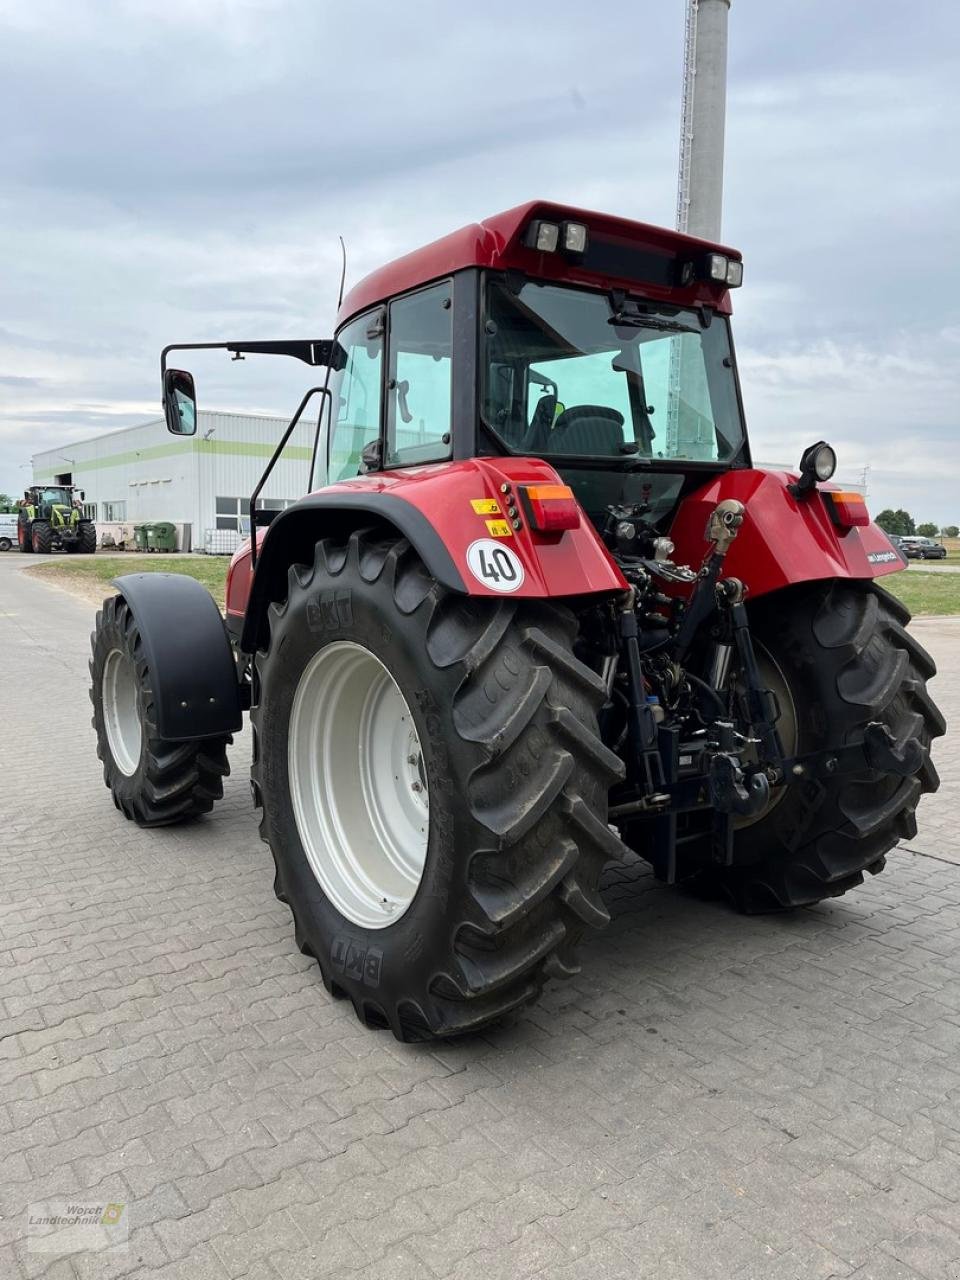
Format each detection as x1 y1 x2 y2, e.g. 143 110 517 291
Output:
163 369 197 436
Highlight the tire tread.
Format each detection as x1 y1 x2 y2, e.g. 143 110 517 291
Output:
90 596 231 828
252 529 625 1040
718 582 944 912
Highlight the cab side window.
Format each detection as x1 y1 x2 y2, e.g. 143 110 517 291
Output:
386 283 452 467
328 310 384 484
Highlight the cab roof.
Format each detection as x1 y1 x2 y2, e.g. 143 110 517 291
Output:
337 199 742 327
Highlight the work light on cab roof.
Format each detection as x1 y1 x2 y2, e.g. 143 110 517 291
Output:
87 197 945 1044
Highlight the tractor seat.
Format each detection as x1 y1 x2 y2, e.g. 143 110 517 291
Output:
551 405 624 456
520 392 558 453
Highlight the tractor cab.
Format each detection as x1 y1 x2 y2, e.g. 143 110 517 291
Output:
33 486 77 517
320 202 748 536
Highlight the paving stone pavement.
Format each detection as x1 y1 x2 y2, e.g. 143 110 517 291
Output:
1 553 959 1280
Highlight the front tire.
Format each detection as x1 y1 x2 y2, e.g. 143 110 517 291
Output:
90 595 231 826
78 522 97 553
714 581 945 912
251 530 625 1040
32 523 52 554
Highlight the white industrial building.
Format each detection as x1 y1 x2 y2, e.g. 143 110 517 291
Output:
31 411 317 552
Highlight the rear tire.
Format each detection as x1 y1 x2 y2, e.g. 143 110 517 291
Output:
0 538 11 552
251 529 626 1040
18 523 32 553
90 595 231 826
32 523 52 554
712 581 945 912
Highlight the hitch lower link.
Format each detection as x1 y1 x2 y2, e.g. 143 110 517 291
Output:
619 600 667 799
783 721 924 785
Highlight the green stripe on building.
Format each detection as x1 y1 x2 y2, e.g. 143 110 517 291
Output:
33 437 313 479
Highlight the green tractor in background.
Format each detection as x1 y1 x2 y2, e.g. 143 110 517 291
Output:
18 485 97 554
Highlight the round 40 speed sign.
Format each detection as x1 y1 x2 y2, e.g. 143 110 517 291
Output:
465 539 526 593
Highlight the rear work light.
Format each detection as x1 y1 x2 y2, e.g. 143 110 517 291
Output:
525 220 560 252
562 221 588 253
703 252 744 288
523 219 589 256
824 491 870 529
519 483 581 532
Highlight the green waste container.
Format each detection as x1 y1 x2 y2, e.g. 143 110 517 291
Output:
133 523 150 551
149 521 177 552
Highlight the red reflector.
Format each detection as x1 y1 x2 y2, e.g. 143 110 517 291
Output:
825 491 870 528
519 484 581 532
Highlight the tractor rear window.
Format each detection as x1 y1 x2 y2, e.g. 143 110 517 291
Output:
482 279 745 466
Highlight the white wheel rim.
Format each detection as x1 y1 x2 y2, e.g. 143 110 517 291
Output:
102 648 142 776
288 641 429 929
735 641 798 829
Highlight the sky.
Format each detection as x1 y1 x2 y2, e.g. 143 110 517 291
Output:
1 0 958 522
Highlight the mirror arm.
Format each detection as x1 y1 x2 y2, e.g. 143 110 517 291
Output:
160 340 335 378
249 386 331 570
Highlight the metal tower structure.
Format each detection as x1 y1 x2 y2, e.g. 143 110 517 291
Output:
668 0 731 455
675 0 699 235
676 0 730 240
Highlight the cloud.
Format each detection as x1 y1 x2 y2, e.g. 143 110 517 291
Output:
740 332 960 487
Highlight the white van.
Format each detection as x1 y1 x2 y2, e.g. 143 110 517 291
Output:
0 514 19 552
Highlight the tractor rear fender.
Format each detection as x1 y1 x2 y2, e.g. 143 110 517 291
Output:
668 468 903 597
112 573 243 740
231 458 627 653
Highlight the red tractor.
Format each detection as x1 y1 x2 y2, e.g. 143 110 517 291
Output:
90 202 944 1039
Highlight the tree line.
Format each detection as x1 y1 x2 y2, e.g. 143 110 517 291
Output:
874 510 958 539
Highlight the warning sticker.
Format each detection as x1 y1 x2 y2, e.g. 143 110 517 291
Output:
485 519 512 538
470 498 501 515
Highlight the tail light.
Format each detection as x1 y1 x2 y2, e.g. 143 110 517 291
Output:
825 491 870 528
518 484 581 533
